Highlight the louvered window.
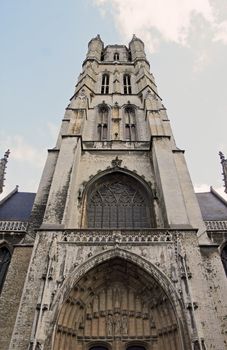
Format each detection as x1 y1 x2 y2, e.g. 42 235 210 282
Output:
125 106 136 141
97 105 109 140
123 74 132 94
101 74 109 94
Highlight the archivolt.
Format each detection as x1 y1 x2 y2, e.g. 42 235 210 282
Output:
45 249 190 350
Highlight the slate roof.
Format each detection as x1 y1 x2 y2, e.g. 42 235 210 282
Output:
0 187 36 221
196 188 227 221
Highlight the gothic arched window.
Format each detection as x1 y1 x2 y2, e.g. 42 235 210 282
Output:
124 106 136 141
123 74 132 94
101 74 109 94
87 172 155 229
221 244 227 276
114 52 119 61
0 246 11 293
97 104 109 141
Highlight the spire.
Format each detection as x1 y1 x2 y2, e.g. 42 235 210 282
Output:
219 151 227 193
0 149 10 194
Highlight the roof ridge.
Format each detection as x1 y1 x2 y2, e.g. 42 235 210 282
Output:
210 186 227 206
0 185 18 206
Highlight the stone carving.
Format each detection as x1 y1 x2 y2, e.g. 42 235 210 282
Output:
122 315 128 334
59 229 178 245
52 253 185 350
70 110 85 134
106 314 113 336
111 156 122 168
114 313 121 335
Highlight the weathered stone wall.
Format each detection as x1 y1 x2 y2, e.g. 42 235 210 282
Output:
0 246 32 350
9 229 227 350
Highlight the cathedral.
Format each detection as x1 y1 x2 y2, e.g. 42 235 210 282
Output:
0 35 227 350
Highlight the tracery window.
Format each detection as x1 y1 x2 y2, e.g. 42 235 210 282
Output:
101 74 109 94
123 74 132 94
221 244 227 276
125 106 136 141
114 52 119 61
87 172 155 229
0 246 11 293
97 104 109 140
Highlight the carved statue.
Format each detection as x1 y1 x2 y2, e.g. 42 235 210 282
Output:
122 315 128 334
114 313 121 335
106 315 113 336
71 89 87 109
71 110 84 134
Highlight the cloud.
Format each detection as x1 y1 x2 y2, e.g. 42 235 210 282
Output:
93 0 227 52
214 20 227 43
0 134 45 168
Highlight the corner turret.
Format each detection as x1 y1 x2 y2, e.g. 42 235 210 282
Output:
86 34 104 61
129 34 146 61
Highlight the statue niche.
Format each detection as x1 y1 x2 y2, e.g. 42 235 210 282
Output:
69 109 85 135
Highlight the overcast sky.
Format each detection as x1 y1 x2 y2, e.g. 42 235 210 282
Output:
1 0 227 199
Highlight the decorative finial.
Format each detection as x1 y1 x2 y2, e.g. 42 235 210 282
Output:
219 151 227 193
0 149 10 194
111 156 122 168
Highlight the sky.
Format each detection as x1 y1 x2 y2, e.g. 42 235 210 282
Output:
0 0 227 199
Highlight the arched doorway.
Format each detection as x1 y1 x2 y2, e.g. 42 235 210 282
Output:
53 258 185 350
86 172 156 229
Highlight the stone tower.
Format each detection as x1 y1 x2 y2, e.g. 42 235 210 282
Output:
4 35 227 350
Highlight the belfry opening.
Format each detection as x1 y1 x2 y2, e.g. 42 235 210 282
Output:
53 258 184 350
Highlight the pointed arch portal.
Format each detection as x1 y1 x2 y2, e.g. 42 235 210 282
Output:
52 256 187 350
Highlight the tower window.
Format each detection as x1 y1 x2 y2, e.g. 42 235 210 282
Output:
97 105 109 141
114 52 119 61
123 74 132 94
101 74 109 94
125 106 136 141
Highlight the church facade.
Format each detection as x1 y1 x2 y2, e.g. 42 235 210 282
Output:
0 35 227 350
